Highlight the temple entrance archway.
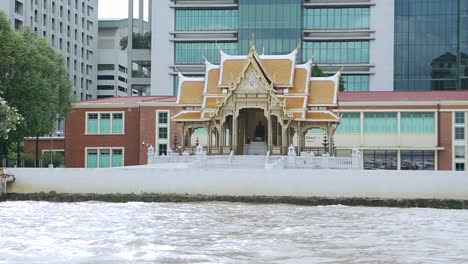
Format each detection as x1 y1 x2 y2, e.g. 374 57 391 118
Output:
234 108 268 155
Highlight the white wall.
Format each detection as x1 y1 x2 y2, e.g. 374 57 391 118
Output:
6 167 468 200
151 1 173 95
370 0 394 91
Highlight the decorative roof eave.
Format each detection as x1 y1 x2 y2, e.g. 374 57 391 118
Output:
309 70 341 107
259 48 298 86
296 59 313 94
172 110 209 122
297 110 341 122
176 72 205 104
203 59 220 94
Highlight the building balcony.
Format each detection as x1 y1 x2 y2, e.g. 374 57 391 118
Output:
169 0 238 9
303 29 375 41
303 0 376 7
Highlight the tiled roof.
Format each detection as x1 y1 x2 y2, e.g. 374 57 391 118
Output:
75 96 176 105
339 91 468 102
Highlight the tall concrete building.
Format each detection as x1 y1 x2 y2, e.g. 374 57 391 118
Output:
151 0 393 95
97 19 149 99
151 0 468 96
0 0 98 101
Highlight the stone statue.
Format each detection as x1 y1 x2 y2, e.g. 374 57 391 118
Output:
254 121 265 142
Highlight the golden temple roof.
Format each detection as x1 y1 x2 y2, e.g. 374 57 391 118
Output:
173 46 340 122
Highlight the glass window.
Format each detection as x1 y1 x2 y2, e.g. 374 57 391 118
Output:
158 112 168 124
87 113 98 134
342 75 369 91
304 8 370 30
364 112 397 133
112 149 123 167
455 112 465 124
175 9 238 31
97 64 115 70
337 112 360 133
455 127 465 140
112 113 123 134
100 113 111 134
401 150 435 170
158 127 168 139
175 42 239 64
455 163 465 171
455 146 466 159
99 149 110 168
364 150 397 170
302 41 370 64
400 112 435 133
158 144 167 156
86 149 98 168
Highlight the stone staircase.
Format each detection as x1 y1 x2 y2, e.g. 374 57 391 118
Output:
243 142 268 155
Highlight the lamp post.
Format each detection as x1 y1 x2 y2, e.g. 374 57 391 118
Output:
49 131 63 168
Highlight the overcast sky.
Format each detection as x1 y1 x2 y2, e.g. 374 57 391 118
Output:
99 0 149 20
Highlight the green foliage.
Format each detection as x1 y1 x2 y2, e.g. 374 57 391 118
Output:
312 64 345 92
0 10 72 146
41 151 65 168
120 32 151 50
0 96 22 139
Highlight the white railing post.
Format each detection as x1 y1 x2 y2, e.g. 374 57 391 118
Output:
352 147 362 169
287 144 296 168
321 153 330 169
147 145 155 164
229 150 234 165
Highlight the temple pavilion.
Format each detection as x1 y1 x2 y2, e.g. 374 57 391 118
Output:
172 44 341 155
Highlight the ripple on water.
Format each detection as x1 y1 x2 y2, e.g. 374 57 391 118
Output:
0 201 467 264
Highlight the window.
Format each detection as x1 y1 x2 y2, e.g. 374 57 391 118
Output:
455 127 465 140
342 75 369 92
175 42 239 64
336 112 360 133
455 163 465 171
156 111 170 156
401 151 435 170
364 112 397 133
158 144 167 156
302 41 369 64
455 146 466 159
158 112 168 124
455 112 465 124
97 75 115 80
86 148 124 168
158 127 168 139
400 112 435 133
86 112 125 134
175 9 238 31
304 8 370 30
364 150 397 170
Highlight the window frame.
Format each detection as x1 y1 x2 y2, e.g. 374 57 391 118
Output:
156 110 170 156
85 147 125 168
85 111 125 135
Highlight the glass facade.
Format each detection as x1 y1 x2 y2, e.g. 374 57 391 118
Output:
238 0 302 55
342 75 369 91
175 9 238 31
302 41 369 64
336 112 360 133
401 151 435 170
400 112 435 133
364 150 398 170
394 0 468 90
175 42 239 64
303 8 370 29
364 112 398 133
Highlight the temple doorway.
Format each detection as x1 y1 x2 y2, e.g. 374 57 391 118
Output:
236 108 269 155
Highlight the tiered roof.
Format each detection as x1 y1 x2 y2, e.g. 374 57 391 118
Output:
173 46 340 123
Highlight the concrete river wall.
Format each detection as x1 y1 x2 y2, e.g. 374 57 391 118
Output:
3 167 468 209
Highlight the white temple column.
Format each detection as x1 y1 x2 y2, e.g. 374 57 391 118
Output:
233 114 238 154
268 113 273 152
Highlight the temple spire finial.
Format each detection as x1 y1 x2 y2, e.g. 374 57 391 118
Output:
249 33 256 52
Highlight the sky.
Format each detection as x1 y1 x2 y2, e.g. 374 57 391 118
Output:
99 0 149 20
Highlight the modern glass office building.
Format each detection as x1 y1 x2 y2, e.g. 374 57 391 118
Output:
394 0 468 90
152 0 393 95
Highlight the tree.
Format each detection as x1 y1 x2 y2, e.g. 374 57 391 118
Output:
0 11 73 165
120 32 151 50
312 64 345 92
